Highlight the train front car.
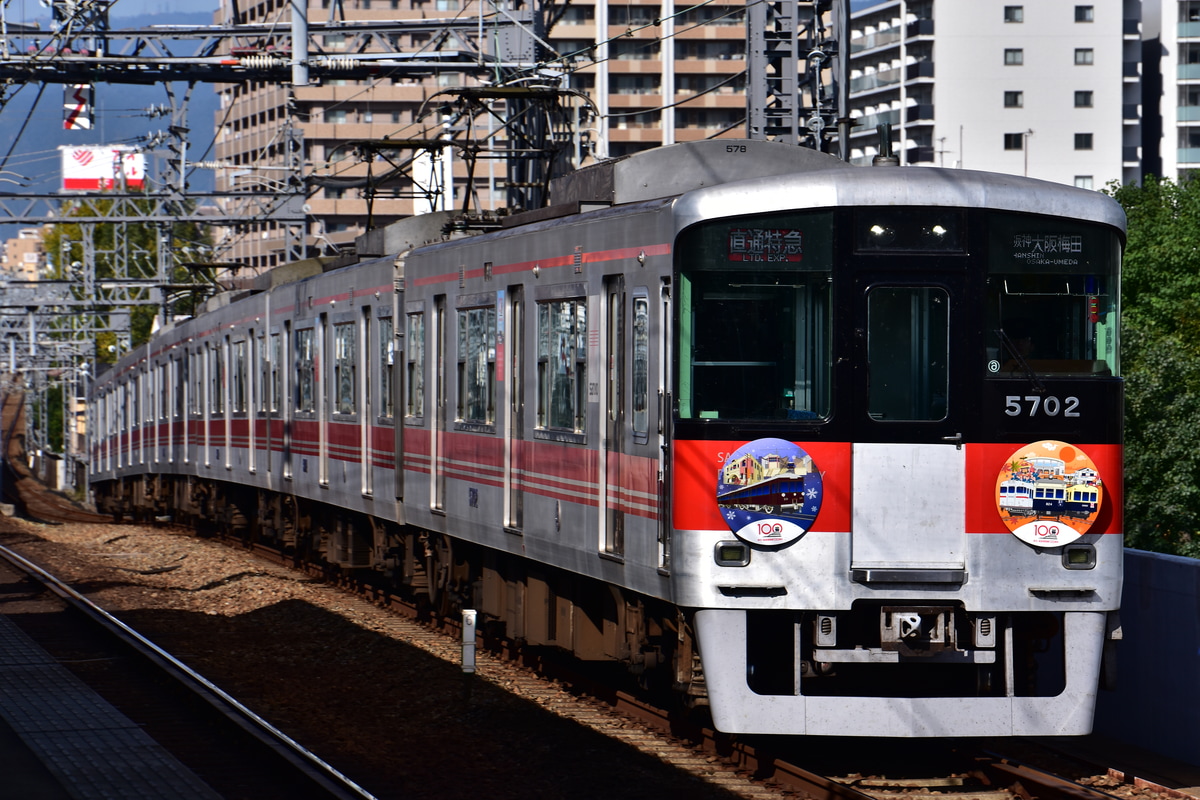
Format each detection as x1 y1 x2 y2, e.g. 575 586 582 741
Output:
669 165 1124 737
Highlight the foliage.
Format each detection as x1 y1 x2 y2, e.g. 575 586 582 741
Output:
1108 176 1200 555
42 197 213 367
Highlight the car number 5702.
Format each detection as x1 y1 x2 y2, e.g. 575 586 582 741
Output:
1004 395 1080 417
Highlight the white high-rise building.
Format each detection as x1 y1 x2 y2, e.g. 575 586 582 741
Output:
1145 0 1200 178
848 0 1144 188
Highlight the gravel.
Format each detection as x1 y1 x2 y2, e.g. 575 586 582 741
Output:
0 514 775 800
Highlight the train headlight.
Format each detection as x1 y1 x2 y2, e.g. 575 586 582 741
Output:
714 541 750 567
1062 544 1096 570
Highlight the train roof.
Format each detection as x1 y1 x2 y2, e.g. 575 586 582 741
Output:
671 158 1127 238
548 139 846 206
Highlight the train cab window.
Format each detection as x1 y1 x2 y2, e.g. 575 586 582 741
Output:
867 287 949 421
676 212 833 420
457 306 497 425
986 212 1121 378
537 298 587 433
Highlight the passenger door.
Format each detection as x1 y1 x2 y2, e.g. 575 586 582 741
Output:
850 273 971 581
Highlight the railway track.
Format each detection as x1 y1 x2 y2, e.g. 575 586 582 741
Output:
0 516 1175 800
0 542 377 800
234 534 1163 800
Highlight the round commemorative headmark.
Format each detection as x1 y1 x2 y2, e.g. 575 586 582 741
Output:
717 438 823 546
995 440 1102 548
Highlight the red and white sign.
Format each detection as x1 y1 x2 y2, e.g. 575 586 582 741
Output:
60 145 145 191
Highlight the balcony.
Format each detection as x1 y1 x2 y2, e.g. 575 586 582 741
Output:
850 68 901 93
907 19 934 37
907 61 935 80
907 103 935 122
850 28 901 54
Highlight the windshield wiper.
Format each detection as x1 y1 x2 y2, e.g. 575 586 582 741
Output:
995 328 1045 394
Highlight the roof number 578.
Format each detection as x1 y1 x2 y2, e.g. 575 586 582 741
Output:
1005 395 1080 418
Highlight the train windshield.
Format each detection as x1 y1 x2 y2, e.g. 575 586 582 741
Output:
986 212 1121 378
675 211 833 420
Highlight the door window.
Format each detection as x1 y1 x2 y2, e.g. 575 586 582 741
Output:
867 287 949 421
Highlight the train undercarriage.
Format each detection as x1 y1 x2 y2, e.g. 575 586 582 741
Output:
92 475 704 707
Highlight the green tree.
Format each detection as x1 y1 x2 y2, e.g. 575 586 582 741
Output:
42 198 213 366
1108 176 1200 556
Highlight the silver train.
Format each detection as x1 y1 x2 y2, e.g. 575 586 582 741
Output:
89 139 1125 737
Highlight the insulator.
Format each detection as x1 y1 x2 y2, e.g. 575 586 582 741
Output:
239 55 289 69
312 55 362 70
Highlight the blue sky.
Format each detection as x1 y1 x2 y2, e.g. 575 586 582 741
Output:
110 0 219 16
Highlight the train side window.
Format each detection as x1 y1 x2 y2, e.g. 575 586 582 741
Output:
189 350 202 416
334 321 357 415
232 339 247 414
867 286 949 421
269 333 282 414
209 344 225 415
406 311 425 419
257 335 268 414
537 298 587 434
296 327 316 413
456 305 497 425
632 293 649 440
379 316 395 419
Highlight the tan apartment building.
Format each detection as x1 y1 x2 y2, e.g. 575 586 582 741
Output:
212 0 749 272
0 227 46 281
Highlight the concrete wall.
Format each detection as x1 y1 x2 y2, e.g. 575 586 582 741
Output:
1094 549 1200 765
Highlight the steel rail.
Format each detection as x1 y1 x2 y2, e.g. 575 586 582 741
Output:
0 543 380 800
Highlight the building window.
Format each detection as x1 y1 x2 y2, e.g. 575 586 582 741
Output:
1075 5 1094 22
323 109 346 124
1074 176 1094 189
1075 133 1094 150
1004 5 1023 22
1075 90 1094 107
1074 48 1094 65
1004 91 1024 108
1004 133 1025 150
1004 48 1024 65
